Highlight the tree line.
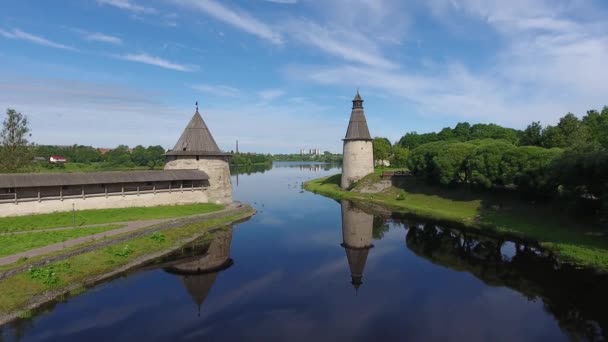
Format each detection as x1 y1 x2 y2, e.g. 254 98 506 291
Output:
398 107 608 217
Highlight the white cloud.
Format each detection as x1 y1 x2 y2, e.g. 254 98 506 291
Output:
97 0 157 14
0 28 76 51
258 89 285 101
283 19 398 69
80 31 122 45
118 53 196 72
171 0 283 44
192 84 240 97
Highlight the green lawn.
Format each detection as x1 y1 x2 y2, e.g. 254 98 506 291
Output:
0 208 255 315
305 173 608 270
0 225 122 257
0 203 224 233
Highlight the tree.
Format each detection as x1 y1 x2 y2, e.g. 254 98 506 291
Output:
372 137 392 165
0 108 34 172
145 145 166 169
390 145 409 168
520 121 543 146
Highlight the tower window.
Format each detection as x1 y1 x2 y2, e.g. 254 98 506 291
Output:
196 156 200 161
183 148 187 151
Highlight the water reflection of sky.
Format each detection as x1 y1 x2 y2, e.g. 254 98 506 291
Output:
1 163 587 342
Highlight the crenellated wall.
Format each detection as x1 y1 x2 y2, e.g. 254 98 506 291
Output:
341 140 374 189
164 156 233 205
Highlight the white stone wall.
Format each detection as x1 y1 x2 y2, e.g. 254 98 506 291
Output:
164 156 233 205
341 140 374 189
341 201 374 248
0 190 209 218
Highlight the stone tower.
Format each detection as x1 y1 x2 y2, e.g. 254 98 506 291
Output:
340 200 374 292
341 90 374 189
165 106 233 204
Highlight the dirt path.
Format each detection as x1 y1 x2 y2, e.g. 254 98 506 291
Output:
0 203 241 266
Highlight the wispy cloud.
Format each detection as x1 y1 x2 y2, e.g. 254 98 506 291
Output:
172 0 283 44
97 0 157 14
258 89 285 101
118 53 196 72
192 84 240 97
0 28 76 51
74 29 122 45
284 19 398 69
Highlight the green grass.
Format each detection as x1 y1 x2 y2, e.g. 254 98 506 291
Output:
0 225 121 257
305 173 608 270
0 203 224 233
0 208 255 315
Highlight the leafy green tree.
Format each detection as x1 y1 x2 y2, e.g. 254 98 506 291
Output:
131 145 148 166
372 137 392 164
520 121 543 146
469 140 516 188
145 145 166 169
106 145 133 167
390 145 409 168
433 142 477 185
0 108 34 172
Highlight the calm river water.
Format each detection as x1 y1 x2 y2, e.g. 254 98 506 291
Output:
2 162 608 342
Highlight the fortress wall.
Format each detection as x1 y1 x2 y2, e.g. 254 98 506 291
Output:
341 140 374 189
0 189 209 218
165 156 232 205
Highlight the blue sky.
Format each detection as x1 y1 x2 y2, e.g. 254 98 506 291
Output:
1 0 607 153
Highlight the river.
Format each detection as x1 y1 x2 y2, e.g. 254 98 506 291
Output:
2 162 607 342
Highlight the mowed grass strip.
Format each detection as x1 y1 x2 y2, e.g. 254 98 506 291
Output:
0 225 122 258
0 208 254 315
304 173 608 270
0 203 224 233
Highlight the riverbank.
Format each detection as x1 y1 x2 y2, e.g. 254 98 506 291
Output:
304 173 608 271
0 204 255 324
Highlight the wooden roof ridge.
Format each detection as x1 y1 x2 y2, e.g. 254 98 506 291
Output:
0 169 209 188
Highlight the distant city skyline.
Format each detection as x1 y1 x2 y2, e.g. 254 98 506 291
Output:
1 0 607 153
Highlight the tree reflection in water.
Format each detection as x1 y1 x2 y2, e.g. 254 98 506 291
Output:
404 221 608 341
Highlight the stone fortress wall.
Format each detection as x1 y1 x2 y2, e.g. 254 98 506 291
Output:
0 189 209 217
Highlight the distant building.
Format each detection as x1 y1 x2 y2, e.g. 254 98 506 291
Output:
97 148 112 155
300 148 321 156
49 155 67 164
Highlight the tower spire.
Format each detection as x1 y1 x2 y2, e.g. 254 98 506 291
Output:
352 89 363 109
195 101 199 113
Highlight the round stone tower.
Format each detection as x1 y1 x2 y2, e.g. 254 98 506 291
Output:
164 105 233 204
341 90 374 189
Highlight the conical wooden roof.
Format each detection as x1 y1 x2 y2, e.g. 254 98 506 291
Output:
344 92 372 141
343 246 372 291
166 110 228 156
180 272 219 315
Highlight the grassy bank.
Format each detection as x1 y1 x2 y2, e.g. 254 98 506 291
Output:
0 203 224 233
0 207 255 316
0 225 121 257
305 172 608 270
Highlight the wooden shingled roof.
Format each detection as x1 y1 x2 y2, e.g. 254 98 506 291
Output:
344 91 372 141
0 170 208 188
166 111 229 156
